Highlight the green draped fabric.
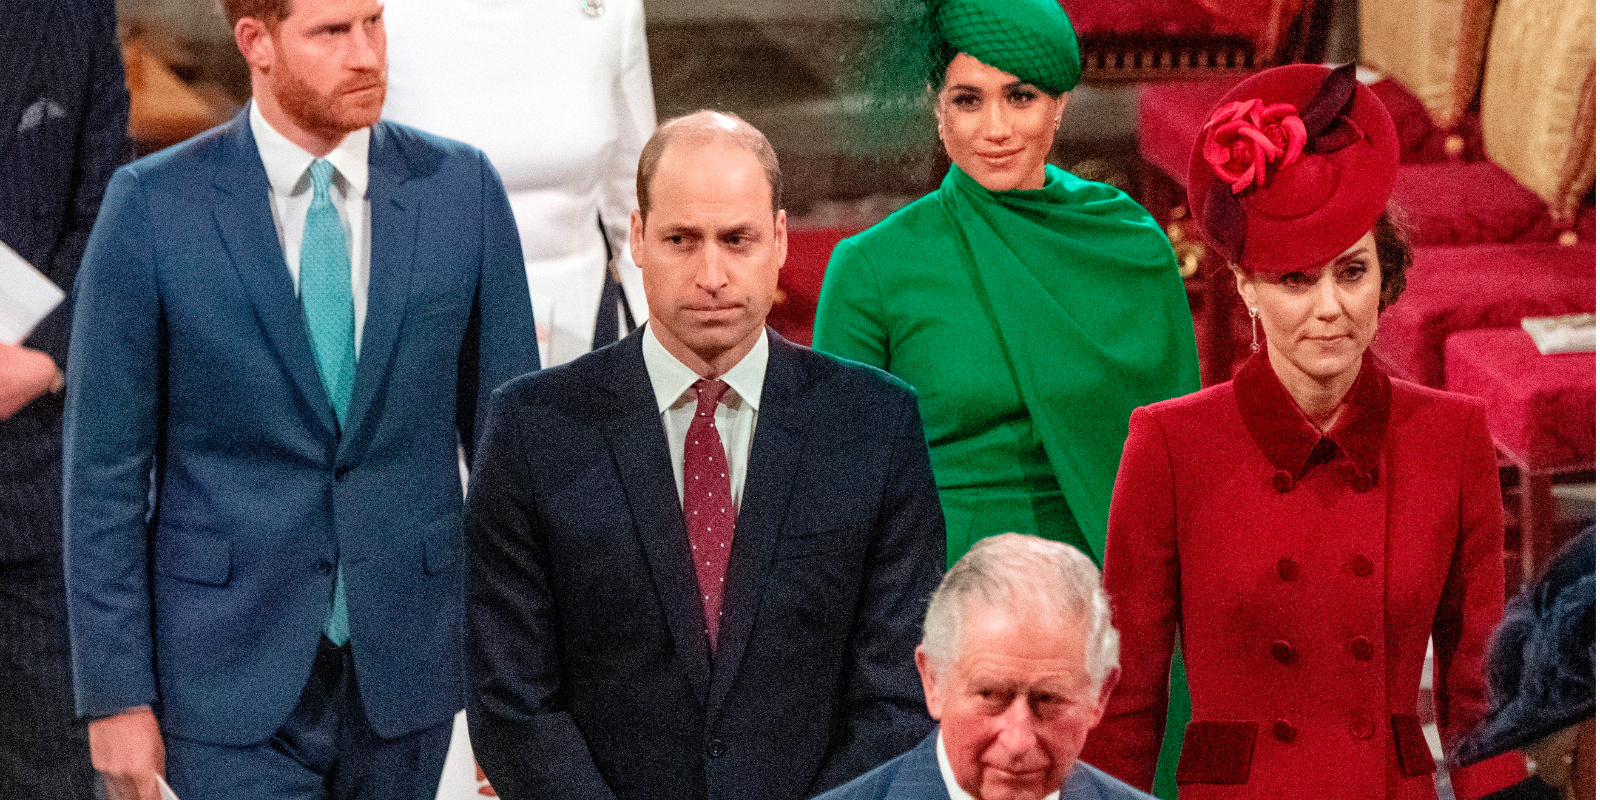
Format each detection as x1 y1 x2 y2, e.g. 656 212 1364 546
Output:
814 163 1199 799
815 163 1200 564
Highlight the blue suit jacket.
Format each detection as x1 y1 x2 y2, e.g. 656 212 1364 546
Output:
811 731 1157 800
63 109 539 745
465 328 945 800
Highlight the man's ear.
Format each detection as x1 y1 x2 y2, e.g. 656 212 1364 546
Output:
1088 667 1121 728
629 209 645 268
235 17 276 73
772 208 787 271
915 644 944 721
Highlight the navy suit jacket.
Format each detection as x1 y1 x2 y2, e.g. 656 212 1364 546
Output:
0 0 127 560
811 731 1157 800
465 328 945 800
63 109 539 745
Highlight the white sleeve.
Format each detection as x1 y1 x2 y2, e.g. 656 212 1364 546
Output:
603 0 657 322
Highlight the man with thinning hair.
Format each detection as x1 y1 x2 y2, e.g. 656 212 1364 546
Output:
465 110 945 800
814 533 1155 800
64 0 537 797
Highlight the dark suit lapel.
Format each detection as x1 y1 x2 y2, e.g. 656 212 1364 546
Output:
707 329 816 720
885 732 945 800
341 122 419 457
601 332 713 702
211 110 337 438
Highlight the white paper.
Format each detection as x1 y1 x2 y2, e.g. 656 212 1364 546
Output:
156 776 181 800
1522 313 1597 355
0 238 64 345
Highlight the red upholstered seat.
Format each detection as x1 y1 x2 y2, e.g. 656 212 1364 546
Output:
1392 161 1564 246
769 227 856 346
1445 327 1596 471
1138 78 1243 184
1372 243 1596 386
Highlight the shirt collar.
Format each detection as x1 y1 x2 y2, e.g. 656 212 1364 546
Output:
641 323 768 414
935 730 1061 800
248 100 370 199
1233 349 1391 481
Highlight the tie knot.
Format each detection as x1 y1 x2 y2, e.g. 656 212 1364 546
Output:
693 379 729 411
308 158 335 201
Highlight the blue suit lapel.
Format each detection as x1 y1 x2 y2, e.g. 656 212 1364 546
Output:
706 329 818 722
602 331 714 704
211 110 338 439
340 121 418 460
885 732 947 800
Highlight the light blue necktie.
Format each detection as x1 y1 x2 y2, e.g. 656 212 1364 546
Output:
301 158 355 646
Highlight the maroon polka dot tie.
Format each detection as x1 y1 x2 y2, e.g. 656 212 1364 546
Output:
684 379 735 648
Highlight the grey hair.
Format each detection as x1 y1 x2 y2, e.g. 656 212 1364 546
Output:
921 533 1120 689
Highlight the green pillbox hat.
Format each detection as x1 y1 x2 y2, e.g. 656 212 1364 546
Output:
936 0 1081 94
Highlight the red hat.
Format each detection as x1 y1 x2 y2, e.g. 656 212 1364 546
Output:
1187 63 1400 274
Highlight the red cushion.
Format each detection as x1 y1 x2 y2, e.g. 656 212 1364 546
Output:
1365 78 1488 163
768 227 856 346
1445 328 1596 469
1391 162 1561 246
1372 242 1596 386
1139 78 1244 185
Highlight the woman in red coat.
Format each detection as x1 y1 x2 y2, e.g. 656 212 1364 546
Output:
1080 64 1528 800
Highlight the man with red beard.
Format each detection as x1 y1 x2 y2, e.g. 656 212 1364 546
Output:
62 0 537 798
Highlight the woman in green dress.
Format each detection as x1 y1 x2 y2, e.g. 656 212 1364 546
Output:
813 0 1201 568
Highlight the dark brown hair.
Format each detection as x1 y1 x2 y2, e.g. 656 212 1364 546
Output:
1374 205 1411 310
636 111 782 221
217 0 291 29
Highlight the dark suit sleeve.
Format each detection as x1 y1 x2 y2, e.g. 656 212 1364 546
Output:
457 152 539 463
810 391 944 793
61 167 162 717
464 389 618 800
26 0 129 369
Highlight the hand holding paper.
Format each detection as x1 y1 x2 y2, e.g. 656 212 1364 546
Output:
0 238 64 345
0 342 60 419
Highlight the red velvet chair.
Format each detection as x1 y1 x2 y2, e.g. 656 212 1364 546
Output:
1445 327 1595 586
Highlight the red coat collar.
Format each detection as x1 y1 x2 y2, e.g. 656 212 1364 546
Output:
1233 350 1392 482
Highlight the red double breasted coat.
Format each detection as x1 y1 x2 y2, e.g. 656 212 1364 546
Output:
1082 353 1526 800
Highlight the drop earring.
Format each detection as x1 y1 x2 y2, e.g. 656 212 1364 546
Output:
1249 306 1261 353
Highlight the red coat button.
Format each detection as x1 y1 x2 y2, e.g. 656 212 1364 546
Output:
1349 555 1374 577
1272 470 1295 493
1276 557 1298 581
1351 471 1375 493
1270 640 1297 665
1272 720 1297 743
1350 636 1374 660
1349 716 1375 739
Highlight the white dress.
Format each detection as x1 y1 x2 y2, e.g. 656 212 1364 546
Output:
383 0 656 367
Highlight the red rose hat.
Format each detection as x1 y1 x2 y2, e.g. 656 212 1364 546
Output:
1187 63 1400 274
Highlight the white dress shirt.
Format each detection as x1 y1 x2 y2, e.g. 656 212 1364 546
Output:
382 0 656 367
937 730 1062 800
249 102 372 351
642 323 767 512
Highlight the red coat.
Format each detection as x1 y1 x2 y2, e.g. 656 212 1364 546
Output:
1081 353 1526 800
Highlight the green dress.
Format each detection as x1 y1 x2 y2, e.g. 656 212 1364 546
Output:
813 163 1200 567
813 164 1201 800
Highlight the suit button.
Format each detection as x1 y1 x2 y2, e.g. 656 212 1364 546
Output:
1350 636 1374 660
317 559 334 576
1270 640 1297 665
1276 557 1299 581
1349 716 1375 740
1272 470 1295 493
1271 720 1297 743
334 465 350 481
1349 555 1374 577
1351 471 1375 493
706 739 724 759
